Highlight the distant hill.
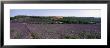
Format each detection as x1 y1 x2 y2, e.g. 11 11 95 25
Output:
10 15 101 24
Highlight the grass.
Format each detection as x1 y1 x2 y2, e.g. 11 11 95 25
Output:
10 29 22 39
30 32 39 39
63 34 80 39
64 31 101 39
10 29 101 39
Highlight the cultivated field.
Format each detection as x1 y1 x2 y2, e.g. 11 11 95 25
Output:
10 23 101 39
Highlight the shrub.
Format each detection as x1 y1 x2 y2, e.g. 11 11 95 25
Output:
30 32 39 39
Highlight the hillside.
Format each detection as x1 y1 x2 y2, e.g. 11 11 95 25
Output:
10 15 101 24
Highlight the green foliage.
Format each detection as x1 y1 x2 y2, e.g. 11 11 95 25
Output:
63 31 101 39
58 17 100 24
64 36 80 39
78 31 101 39
10 17 16 20
11 15 101 24
30 32 39 39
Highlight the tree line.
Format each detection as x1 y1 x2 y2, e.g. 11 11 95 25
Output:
10 15 101 24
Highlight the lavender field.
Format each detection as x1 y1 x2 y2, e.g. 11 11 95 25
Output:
10 23 101 39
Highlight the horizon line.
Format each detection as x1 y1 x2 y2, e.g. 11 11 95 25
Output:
11 15 101 18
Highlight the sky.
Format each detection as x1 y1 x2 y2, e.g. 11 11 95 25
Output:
10 9 100 17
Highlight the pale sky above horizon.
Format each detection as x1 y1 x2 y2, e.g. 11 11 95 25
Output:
10 9 100 17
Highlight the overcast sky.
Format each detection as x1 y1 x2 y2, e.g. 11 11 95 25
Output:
10 9 100 17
